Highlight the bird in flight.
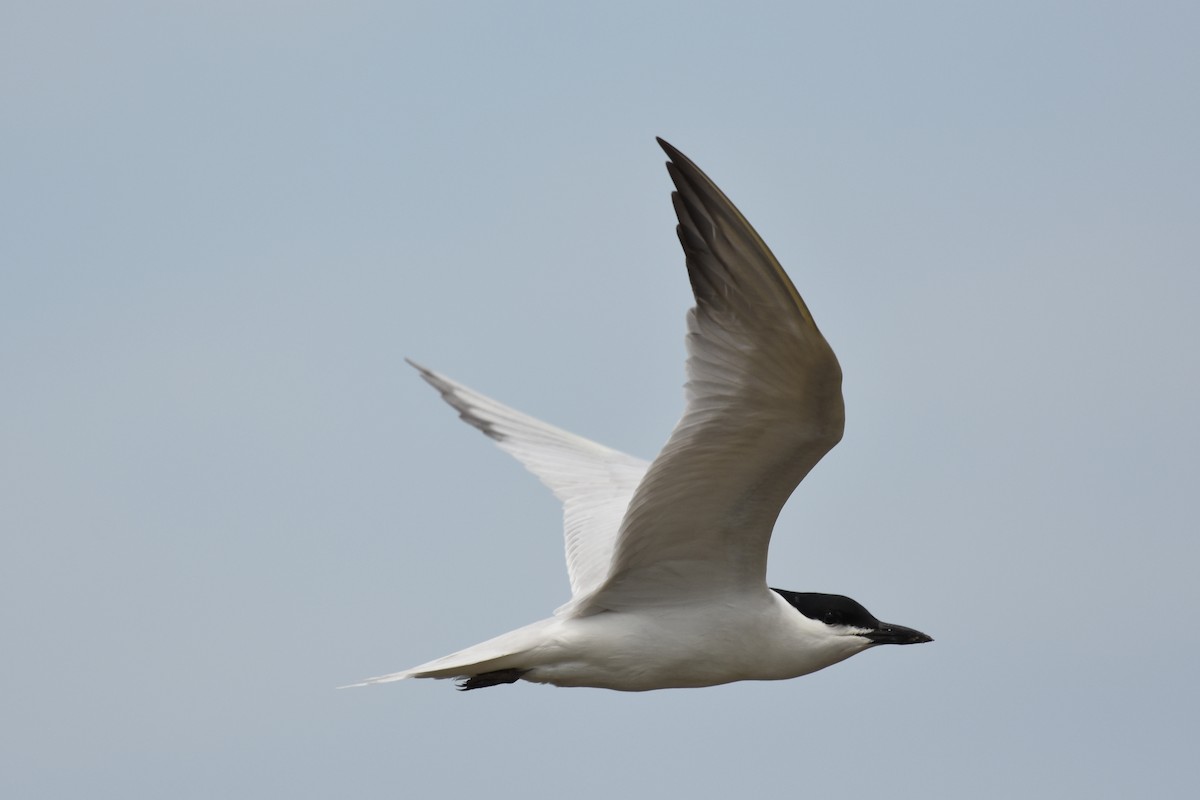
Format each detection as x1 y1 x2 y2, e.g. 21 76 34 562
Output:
345 138 931 692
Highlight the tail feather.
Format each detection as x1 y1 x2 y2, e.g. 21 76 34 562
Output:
337 670 414 689
339 618 555 689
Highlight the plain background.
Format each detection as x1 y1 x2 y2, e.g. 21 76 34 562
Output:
4 2 1198 798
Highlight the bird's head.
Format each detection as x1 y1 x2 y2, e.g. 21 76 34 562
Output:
772 588 933 647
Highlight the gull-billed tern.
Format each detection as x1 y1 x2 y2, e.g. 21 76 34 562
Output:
345 138 932 692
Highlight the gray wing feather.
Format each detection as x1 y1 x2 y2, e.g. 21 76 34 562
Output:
573 139 844 612
406 360 649 600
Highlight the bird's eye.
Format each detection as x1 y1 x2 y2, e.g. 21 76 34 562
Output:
823 611 844 625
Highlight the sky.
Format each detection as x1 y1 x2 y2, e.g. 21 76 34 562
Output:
3 1 1199 797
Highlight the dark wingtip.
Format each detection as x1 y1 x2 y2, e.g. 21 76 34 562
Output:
656 136 686 163
405 357 443 393
656 140 713 207
403 359 509 443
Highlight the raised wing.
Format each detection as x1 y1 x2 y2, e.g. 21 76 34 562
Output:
406 360 650 599
574 139 845 613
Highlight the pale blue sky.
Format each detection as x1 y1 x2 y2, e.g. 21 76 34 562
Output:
4 2 1199 798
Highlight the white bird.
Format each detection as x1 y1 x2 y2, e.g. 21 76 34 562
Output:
345 138 931 692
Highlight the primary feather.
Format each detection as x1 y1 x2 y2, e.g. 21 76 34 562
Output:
573 139 844 614
405 360 650 600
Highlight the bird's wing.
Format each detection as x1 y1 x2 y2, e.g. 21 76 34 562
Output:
572 139 845 614
406 360 650 599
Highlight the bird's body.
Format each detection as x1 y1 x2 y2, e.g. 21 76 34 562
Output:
345 139 931 692
393 588 874 692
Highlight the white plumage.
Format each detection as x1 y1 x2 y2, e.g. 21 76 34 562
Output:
343 139 930 692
